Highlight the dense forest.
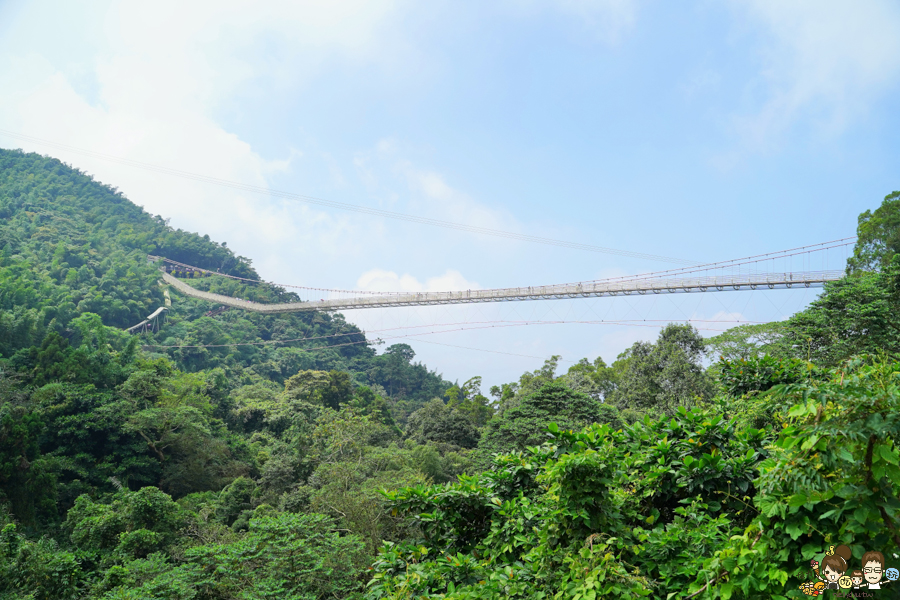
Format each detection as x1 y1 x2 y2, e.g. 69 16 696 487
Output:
0 148 898 599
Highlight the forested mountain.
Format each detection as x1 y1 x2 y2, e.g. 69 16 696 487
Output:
1 149 899 599
0 149 449 402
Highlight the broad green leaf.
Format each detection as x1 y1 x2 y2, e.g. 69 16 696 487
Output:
787 493 807 508
721 582 734 599
836 447 854 462
800 435 820 451
880 444 899 465
785 522 804 540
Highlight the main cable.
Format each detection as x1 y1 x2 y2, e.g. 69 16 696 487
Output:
154 237 852 297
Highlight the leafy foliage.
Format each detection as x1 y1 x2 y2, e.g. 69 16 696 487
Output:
372 405 768 599
705 322 787 361
405 399 481 449
477 380 617 461
774 256 900 366
608 323 715 414
717 355 822 397
694 354 900 599
847 190 900 273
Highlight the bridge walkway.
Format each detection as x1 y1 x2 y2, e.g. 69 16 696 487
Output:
160 270 843 314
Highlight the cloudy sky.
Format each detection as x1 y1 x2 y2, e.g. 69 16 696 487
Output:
1 0 899 389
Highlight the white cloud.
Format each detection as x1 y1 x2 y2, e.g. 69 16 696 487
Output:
101 1 404 101
352 138 522 244
357 268 480 292
399 162 517 234
0 54 291 251
0 1 409 280
731 0 900 149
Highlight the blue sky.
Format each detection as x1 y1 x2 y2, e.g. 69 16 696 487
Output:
1 0 899 389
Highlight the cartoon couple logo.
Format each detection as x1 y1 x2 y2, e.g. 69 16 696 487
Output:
799 544 899 596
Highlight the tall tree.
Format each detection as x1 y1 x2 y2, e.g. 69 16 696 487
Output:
405 399 480 449
774 256 900 365
478 380 617 458
445 376 494 427
704 321 787 361
609 323 714 415
561 356 617 401
847 190 900 273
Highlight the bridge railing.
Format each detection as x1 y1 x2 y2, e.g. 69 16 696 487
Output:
159 269 844 313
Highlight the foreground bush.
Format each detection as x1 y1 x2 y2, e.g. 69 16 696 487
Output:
368 355 900 599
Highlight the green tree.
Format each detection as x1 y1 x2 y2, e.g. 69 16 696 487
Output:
373 403 765 599
716 354 822 397
127 513 369 600
700 354 900 597
125 405 241 497
0 392 56 525
775 256 900 366
215 475 258 528
609 323 714 415
704 321 787 361
847 190 900 273
31 382 161 509
368 344 450 407
478 380 614 459
283 370 330 403
488 356 562 415
321 370 354 410
405 399 480 449
0 511 84 600
65 487 186 561
351 386 402 435
561 356 618 401
445 376 495 427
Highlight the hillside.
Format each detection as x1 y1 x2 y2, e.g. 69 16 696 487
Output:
0 149 450 406
1 148 899 600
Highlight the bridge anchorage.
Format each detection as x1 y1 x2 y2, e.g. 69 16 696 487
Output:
126 306 168 334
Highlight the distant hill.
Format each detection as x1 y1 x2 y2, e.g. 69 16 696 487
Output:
0 147 450 406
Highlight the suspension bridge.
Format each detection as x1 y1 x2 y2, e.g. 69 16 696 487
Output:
159 268 843 313
142 237 852 315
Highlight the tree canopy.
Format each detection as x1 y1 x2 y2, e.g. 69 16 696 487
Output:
847 190 900 273
607 323 715 414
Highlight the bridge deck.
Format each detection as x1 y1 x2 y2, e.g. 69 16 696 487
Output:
160 270 844 313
